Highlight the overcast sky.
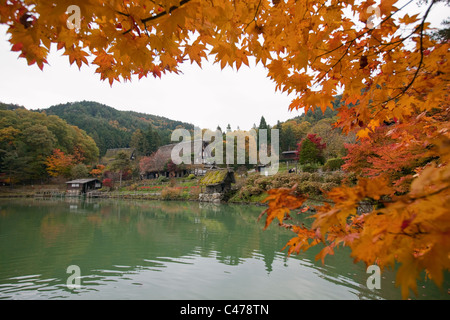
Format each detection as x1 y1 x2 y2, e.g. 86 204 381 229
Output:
0 1 447 131
0 24 296 131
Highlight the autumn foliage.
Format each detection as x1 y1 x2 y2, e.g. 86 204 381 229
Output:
45 148 74 178
1 0 449 299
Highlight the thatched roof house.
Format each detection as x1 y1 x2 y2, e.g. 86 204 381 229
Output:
102 148 136 165
140 140 210 178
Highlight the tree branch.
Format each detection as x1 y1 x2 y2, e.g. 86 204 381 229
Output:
373 0 436 108
122 0 192 35
141 0 192 23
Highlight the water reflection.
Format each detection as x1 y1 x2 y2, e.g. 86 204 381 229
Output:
0 198 448 300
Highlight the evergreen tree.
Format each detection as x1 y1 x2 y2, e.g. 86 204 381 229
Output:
130 129 148 156
258 116 268 130
297 134 326 165
145 125 161 156
298 138 320 165
282 125 296 151
111 151 131 187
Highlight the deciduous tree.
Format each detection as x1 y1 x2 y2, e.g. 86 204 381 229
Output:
45 148 74 178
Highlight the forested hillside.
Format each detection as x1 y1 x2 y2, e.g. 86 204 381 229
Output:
274 95 355 159
41 101 195 156
0 102 25 111
0 106 99 183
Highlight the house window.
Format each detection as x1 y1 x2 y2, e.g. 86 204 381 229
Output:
71 183 79 187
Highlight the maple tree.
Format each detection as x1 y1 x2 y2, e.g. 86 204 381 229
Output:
342 122 430 193
45 148 74 178
89 164 106 179
1 0 449 299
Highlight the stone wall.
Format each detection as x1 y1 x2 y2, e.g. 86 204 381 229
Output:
199 192 223 203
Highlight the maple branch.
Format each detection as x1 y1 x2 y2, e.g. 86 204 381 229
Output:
311 0 421 84
387 228 429 238
406 184 450 202
141 0 192 23
244 0 263 31
116 11 130 17
314 0 416 61
374 0 436 108
121 0 192 35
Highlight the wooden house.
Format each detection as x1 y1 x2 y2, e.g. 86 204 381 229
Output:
281 150 298 161
140 140 211 179
66 178 102 195
281 150 299 173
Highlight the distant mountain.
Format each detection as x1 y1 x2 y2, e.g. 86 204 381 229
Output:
289 94 341 124
40 101 195 156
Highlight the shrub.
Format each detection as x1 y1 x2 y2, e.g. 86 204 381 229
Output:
324 171 345 184
127 183 138 191
320 182 339 192
310 172 323 182
102 178 113 190
299 181 323 195
250 186 264 195
323 158 345 171
255 176 272 190
269 176 289 189
157 176 168 183
161 187 182 200
187 173 195 180
169 178 177 187
245 172 260 186
301 163 321 173
344 172 358 186
188 186 201 200
297 172 312 182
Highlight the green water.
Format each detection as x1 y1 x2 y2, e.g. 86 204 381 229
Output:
0 198 447 300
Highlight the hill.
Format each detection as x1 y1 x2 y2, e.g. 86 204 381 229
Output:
274 95 355 157
0 106 98 183
0 102 26 111
40 101 195 156
289 94 341 125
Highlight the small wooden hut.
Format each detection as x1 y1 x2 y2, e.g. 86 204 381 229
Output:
281 150 298 161
66 178 102 195
199 169 236 194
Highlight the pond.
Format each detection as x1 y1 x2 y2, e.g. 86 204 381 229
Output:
0 198 447 300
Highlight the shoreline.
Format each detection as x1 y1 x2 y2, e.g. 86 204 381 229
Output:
0 189 269 206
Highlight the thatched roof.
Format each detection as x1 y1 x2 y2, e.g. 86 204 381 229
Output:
199 169 236 186
141 144 174 173
103 148 136 164
140 140 207 173
66 178 100 184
